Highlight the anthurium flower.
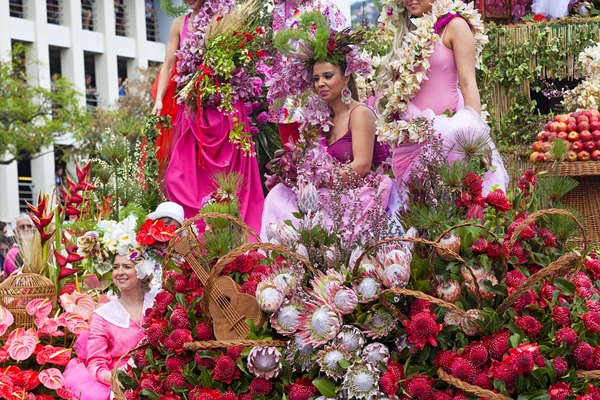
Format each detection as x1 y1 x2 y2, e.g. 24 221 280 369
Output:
38 368 64 390
59 291 96 320
14 369 40 391
136 219 156 245
149 220 176 242
7 334 37 361
36 345 72 366
57 312 89 335
25 298 52 319
0 306 14 336
35 317 64 337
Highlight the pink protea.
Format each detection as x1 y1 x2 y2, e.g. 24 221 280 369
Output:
437 233 461 261
247 346 282 379
296 303 341 346
468 273 498 302
342 361 380 400
317 344 352 379
515 315 542 337
309 269 345 300
381 261 411 289
361 307 395 339
582 311 600 333
270 299 305 336
324 283 359 315
335 325 366 354
435 280 461 303
402 311 442 350
353 272 382 303
255 280 286 313
362 342 390 365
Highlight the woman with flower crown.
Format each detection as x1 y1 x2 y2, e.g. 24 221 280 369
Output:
63 217 159 399
151 0 264 235
261 12 399 241
377 0 509 195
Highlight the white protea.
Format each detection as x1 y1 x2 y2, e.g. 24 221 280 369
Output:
356 257 381 276
461 265 487 285
268 264 303 296
247 346 282 379
381 262 410 289
394 334 415 354
353 272 382 303
265 220 299 246
297 181 320 214
310 269 346 301
348 246 364 269
323 246 339 268
335 325 366 354
300 210 327 231
436 279 461 303
461 309 482 336
295 243 310 260
383 248 412 268
443 310 462 327
360 307 394 339
317 344 352 379
256 281 286 313
437 232 461 261
361 343 390 366
286 335 317 372
270 299 305 335
324 283 359 315
466 273 498 302
342 361 380 400
297 303 342 346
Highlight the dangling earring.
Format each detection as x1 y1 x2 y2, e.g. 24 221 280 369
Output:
341 85 352 108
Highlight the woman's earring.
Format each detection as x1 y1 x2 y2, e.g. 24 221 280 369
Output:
341 86 352 107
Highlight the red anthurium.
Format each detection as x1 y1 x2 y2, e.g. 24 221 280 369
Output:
36 346 72 366
137 219 156 246
148 220 176 243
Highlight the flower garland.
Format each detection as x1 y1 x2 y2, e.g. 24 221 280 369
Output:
377 0 487 145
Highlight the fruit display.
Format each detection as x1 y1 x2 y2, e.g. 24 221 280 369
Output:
530 109 600 163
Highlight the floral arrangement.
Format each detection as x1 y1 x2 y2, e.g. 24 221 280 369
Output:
377 0 487 143
563 44 600 110
376 115 435 146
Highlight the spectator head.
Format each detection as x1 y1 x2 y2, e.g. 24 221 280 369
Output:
147 202 184 229
0 234 10 258
0 221 6 235
118 76 123 85
85 74 92 85
14 214 34 242
56 167 64 176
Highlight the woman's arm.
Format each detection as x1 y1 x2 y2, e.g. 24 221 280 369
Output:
445 17 481 114
348 106 377 177
86 315 113 385
152 17 183 116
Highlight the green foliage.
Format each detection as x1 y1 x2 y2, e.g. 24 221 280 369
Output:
159 0 188 17
0 44 91 160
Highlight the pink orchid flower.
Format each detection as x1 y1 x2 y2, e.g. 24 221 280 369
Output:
59 292 96 321
38 368 64 390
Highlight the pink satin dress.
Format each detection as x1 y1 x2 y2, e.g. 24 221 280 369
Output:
165 14 265 235
391 15 508 195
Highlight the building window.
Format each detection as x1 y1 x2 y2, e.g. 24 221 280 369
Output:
9 0 25 18
82 0 95 31
115 0 127 36
47 0 60 24
146 1 158 42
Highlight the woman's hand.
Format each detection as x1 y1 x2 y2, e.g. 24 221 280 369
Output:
152 100 163 117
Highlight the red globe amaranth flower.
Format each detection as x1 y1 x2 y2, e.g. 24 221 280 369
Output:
146 323 167 346
555 327 578 347
488 361 516 391
582 311 600 333
402 312 442 350
170 307 191 330
434 350 457 369
464 342 488 367
227 346 244 360
503 343 538 375
403 375 434 399
483 330 510 360
432 390 454 400
158 392 182 400
287 378 317 400
189 388 222 400
471 373 492 389
485 189 512 213
584 258 600 280
164 373 187 389
538 228 557 247
552 357 568 376
165 355 189 372
220 391 238 400
548 382 573 400
379 370 398 398
140 375 164 395
164 329 193 353
240 280 258 295
250 377 273 395
471 238 488 254
508 218 536 241
515 316 542 337
212 355 240 384
510 289 538 313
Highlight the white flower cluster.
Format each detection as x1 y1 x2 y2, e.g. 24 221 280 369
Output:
579 43 600 78
563 44 600 110
376 116 435 146
377 0 405 33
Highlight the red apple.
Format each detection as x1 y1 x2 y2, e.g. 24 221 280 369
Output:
590 116 599 123
579 121 591 132
542 142 552 152
592 109 600 117
548 132 558 142
593 131 600 141
578 150 591 161
596 140 600 150
537 153 547 162
590 121 600 131
557 122 568 133
549 122 560 133
572 140 584 152
567 122 579 132
584 141 596 152
558 131 569 141
542 131 552 142
568 131 580 142
578 115 590 124
582 110 593 119
580 130 593 142
532 141 544 152
530 152 540 163
566 150 578 162
567 117 577 124
571 111 581 119
537 131 544 141
592 150 600 161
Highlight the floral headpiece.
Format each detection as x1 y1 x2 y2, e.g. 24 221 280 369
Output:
377 0 406 32
274 11 372 77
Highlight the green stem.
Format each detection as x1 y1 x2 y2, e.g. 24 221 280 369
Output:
114 163 120 218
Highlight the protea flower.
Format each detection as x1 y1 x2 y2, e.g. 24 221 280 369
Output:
335 325 366 354
395 334 416 354
317 344 352 379
323 246 340 268
381 263 410 289
467 273 498 302
310 269 346 301
247 346 282 379
342 361 380 400
269 264 303 296
270 299 305 335
286 335 316 372
295 243 310 259
265 220 299 246
353 273 382 303
362 343 390 366
436 233 461 261
349 246 364 268
256 281 286 313
324 283 359 315
297 181 319 214
383 248 412 267
360 307 394 339
460 265 486 285
297 303 342 346
356 258 380 275
300 210 327 231
436 279 461 303
461 310 482 336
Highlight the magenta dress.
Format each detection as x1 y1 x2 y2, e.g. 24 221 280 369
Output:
165 14 265 235
391 15 508 195
261 105 398 240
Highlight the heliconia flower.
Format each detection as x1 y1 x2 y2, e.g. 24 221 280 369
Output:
297 303 342 346
335 325 366 354
310 269 346 301
342 361 380 400
247 346 282 379
381 262 410 289
436 280 461 303
270 299 305 335
0 306 14 336
317 344 352 379
362 343 390 366
437 232 461 261
353 273 382 303
360 307 395 339
324 283 358 315
38 368 65 390
264 220 299 246
296 181 320 214
256 281 286 313
25 298 53 319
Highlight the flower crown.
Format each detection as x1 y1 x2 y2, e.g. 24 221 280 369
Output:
273 11 371 77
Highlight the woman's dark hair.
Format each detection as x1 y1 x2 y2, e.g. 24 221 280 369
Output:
310 60 359 101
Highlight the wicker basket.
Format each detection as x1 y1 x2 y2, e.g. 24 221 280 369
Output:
0 273 56 330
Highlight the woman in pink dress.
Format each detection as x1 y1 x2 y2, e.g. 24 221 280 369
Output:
377 0 508 195
152 0 264 235
63 253 158 400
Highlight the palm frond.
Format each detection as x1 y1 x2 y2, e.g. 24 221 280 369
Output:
401 202 455 236
544 206 584 242
551 139 569 161
445 127 492 162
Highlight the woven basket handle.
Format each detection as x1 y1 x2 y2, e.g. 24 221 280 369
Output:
181 211 261 242
437 368 511 400
110 343 146 400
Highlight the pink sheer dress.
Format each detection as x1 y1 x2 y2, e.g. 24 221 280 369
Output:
165 14 265 236
391 15 508 195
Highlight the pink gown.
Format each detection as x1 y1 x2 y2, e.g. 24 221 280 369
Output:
63 291 157 400
165 14 265 235
391 15 508 195
261 105 399 240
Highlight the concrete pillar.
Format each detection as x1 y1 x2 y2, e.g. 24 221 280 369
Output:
0 154 20 226
30 147 57 202
0 0 11 62
128 0 148 78
61 0 87 104
95 0 120 105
